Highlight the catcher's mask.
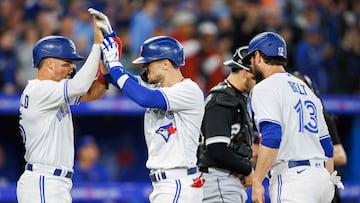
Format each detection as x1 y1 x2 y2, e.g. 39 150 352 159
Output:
224 46 251 71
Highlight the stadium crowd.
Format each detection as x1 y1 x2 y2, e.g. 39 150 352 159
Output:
0 1 359 202
0 0 359 95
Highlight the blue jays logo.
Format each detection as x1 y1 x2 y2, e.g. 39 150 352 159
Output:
56 105 70 121
155 123 177 142
278 47 285 57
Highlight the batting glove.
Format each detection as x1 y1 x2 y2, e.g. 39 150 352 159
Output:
101 36 125 81
330 170 344 189
88 8 114 36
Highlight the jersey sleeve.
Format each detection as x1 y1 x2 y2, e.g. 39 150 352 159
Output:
31 80 78 110
160 80 204 111
202 104 233 144
251 85 281 126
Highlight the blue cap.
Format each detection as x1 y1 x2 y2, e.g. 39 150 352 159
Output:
77 135 96 149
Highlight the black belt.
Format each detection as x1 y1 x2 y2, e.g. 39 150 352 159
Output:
199 166 242 178
199 166 209 173
26 163 74 179
149 167 197 182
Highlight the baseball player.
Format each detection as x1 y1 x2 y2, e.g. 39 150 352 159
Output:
198 46 256 203
292 71 346 203
91 9 205 203
16 15 107 203
241 31 336 203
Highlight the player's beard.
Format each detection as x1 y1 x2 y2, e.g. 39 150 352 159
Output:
147 72 162 84
253 66 265 83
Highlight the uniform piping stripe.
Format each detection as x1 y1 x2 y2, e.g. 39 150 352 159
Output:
320 134 331 140
159 89 170 110
172 179 181 203
206 136 230 145
64 80 70 104
277 174 282 203
39 175 45 203
74 96 81 105
259 119 281 126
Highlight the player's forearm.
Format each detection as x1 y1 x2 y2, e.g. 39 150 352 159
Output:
333 144 347 166
326 157 334 174
253 144 277 184
207 143 253 175
120 77 167 109
68 45 101 97
80 80 106 102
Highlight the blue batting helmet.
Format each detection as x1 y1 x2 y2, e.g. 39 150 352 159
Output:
132 36 185 66
32 36 84 68
242 32 287 65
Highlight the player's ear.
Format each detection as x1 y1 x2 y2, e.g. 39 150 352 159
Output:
46 59 54 70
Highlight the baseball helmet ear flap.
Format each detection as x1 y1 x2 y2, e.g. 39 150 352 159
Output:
223 46 251 71
132 36 185 66
242 32 287 65
33 36 84 68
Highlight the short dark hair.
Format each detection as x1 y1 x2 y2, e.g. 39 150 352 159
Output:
260 52 287 66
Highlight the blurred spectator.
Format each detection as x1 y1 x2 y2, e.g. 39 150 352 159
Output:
58 14 75 39
0 144 18 186
156 1 177 34
129 0 160 57
0 28 19 94
73 135 112 184
294 24 334 93
15 23 39 90
197 21 226 93
35 10 59 37
195 0 218 24
0 0 14 28
227 0 262 53
69 1 94 58
336 26 360 94
113 0 133 30
170 10 201 85
23 0 64 22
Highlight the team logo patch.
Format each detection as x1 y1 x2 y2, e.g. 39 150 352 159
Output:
155 123 177 142
56 105 70 121
278 47 285 57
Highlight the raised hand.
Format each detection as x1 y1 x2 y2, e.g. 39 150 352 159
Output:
102 36 120 67
88 8 114 36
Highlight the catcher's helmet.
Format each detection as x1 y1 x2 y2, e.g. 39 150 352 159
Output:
132 36 185 66
292 71 320 97
223 46 251 71
32 36 84 68
242 32 287 65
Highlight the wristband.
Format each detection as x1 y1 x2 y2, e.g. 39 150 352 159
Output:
97 68 109 89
